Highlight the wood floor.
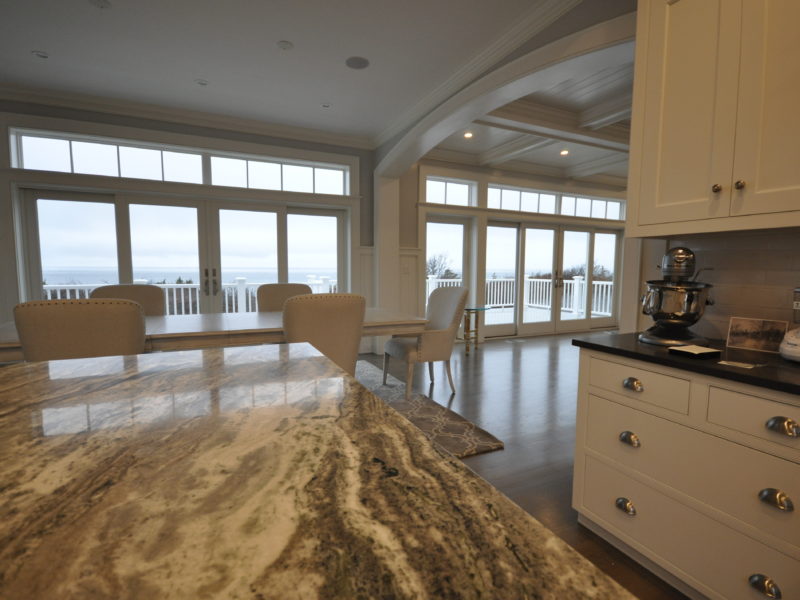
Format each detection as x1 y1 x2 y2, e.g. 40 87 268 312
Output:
364 333 689 600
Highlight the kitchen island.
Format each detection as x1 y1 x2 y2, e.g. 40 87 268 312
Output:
0 343 634 599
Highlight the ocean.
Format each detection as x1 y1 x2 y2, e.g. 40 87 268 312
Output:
42 267 338 286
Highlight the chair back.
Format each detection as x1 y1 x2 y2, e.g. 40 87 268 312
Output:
90 284 166 316
257 283 313 312
14 299 146 362
426 286 468 332
282 293 365 375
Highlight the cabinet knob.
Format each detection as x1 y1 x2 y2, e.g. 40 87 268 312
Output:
619 430 642 448
615 497 637 516
758 488 794 512
711 183 722 193
622 377 644 392
765 416 799 438
734 179 746 190
748 573 782 599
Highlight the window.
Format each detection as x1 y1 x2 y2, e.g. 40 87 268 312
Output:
12 129 349 195
560 195 623 220
488 184 622 221
425 177 472 206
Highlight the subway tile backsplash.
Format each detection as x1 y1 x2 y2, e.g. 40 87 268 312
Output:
668 229 800 340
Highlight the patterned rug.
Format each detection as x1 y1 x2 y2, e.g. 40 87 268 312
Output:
355 361 504 459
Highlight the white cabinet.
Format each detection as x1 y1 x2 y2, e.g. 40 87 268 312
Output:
626 0 800 237
573 350 800 599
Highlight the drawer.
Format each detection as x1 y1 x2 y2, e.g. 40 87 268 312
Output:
586 395 800 550
588 356 690 414
580 456 800 600
708 386 800 453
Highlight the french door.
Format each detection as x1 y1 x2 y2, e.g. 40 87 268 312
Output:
482 223 620 337
23 190 347 314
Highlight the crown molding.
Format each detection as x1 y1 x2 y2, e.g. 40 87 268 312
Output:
373 0 582 147
0 84 374 151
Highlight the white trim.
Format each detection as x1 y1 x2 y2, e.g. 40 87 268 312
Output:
374 0 583 146
0 84 373 150
377 13 637 177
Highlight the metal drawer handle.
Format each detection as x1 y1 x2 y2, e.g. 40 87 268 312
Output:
615 497 637 516
758 488 794 512
619 430 641 448
749 573 782 599
622 377 644 392
765 416 799 438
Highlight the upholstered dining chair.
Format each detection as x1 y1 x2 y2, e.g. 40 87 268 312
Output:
383 286 468 399
90 284 166 316
13 299 146 362
257 283 313 312
282 293 365 375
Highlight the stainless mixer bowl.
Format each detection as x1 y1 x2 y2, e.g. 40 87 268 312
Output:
641 280 713 328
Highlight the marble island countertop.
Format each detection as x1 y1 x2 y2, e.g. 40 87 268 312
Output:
0 343 635 599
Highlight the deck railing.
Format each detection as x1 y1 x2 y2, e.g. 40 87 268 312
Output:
43 276 337 316
426 276 614 316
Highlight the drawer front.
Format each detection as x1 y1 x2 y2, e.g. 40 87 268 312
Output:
708 386 800 453
586 395 800 549
581 456 800 600
588 356 690 414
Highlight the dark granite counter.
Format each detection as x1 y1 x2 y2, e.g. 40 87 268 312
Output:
0 343 635 599
572 332 800 396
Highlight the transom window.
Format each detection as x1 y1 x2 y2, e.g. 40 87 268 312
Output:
12 129 349 195
488 184 623 221
425 177 473 206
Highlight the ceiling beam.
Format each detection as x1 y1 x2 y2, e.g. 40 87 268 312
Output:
579 92 632 130
478 134 554 166
566 153 629 178
482 98 630 152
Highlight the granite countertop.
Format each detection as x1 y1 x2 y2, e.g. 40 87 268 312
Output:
573 332 800 396
0 343 634 599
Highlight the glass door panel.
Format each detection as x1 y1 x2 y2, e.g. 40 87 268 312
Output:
129 204 200 315
219 209 278 313
591 233 617 320
484 225 518 331
521 228 555 326
37 199 118 299
287 214 338 292
425 222 464 305
559 230 590 322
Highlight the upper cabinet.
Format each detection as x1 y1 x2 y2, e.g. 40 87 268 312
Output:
626 0 800 237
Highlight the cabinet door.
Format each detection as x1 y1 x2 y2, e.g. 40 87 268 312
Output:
633 0 740 225
731 0 800 216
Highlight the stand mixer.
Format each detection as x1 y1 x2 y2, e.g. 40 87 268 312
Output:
639 247 714 346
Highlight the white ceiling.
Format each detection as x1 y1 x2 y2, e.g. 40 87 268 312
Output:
0 0 636 186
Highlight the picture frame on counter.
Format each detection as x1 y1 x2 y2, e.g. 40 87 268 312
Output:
726 317 788 353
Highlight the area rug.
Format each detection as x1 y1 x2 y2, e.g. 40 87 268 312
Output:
354 361 504 459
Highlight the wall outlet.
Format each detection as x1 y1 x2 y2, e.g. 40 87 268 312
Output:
794 288 800 322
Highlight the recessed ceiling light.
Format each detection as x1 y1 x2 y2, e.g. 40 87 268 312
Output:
88 0 112 8
345 56 370 70
560 149 570 156
31 50 49 59
276 40 294 51
194 78 209 86
463 132 474 139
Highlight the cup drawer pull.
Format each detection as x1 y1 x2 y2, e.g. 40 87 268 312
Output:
619 430 641 448
758 488 794 512
765 416 799 438
749 573 782 599
622 377 644 392
615 497 637 516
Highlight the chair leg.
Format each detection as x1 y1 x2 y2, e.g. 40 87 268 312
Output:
428 361 434 382
382 353 390 385
405 361 415 400
444 360 456 394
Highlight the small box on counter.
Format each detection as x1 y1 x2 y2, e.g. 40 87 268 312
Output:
667 345 721 358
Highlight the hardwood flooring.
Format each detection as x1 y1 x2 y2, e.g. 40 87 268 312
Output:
363 333 689 600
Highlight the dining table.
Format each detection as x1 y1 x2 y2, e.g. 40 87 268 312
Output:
0 307 428 362
0 342 636 599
